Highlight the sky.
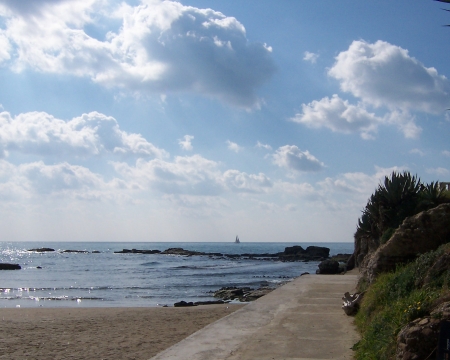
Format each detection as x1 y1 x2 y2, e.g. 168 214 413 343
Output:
0 0 449 243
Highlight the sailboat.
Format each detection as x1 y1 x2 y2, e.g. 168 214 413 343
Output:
235 235 240 243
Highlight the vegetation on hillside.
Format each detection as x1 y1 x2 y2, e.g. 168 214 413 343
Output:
355 171 449 245
353 243 450 359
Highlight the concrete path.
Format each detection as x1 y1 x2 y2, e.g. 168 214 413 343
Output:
150 273 360 360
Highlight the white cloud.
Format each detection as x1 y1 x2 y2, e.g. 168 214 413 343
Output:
112 154 224 196
426 167 450 176
292 95 381 139
179 135 194 151
0 159 129 201
442 150 450 157
410 148 425 156
303 51 318 64
222 169 272 193
226 140 242 153
273 145 324 173
0 0 275 108
328 40 450 113
0 110 167 159
256 141 272 150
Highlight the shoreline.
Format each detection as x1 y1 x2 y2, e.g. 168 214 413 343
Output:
0 304 244 360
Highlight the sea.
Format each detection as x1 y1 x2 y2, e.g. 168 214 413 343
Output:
0 242 353 308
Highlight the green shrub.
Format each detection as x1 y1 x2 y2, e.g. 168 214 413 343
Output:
354 244 450 360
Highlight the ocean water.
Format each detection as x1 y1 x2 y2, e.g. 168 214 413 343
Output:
0 242 353 308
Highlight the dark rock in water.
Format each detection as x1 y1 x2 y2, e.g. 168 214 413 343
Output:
161 248 205 256
283 245 306 255
279 245 330 261
114 249 161 254
36 266 42 269
213 286 273 302
174 301 197 307
193 300 225 305
28 248 55 252
0 263 21 270
92 251 100 254
317 259 340 274
330 253 352 263
62 250 89 253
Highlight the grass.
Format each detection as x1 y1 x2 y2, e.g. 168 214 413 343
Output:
353 243 450 359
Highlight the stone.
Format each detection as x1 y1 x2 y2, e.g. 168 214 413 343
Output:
317 259 340 274
27 248 55 252
0 263 21 270
174 301 197 307
365 204 450 283
396 301 450 360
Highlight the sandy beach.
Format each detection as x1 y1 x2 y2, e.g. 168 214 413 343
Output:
0 304 244 360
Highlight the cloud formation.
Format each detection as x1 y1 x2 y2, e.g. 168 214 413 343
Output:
179 135 194 151
273 145 324 173
0 0 275 108
292 95 381 140
303 51 319 64
226 140 242 153
0 110 167 159
328 40 450 113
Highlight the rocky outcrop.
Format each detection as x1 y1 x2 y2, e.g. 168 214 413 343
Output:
364 203 450 283
213 286 273 302
62 250 89 253
173 300 225 307
279 245 330 261
112 245 331 263
28 247 55 252
316 259 341 274
396 301 450 360
0 263 21 270
114 249 161 254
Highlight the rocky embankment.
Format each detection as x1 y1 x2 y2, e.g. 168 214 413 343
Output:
114 245 334 262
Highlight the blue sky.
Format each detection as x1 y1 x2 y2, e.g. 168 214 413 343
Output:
0 0 449 242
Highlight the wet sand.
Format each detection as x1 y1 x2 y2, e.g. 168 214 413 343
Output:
0 304 243 360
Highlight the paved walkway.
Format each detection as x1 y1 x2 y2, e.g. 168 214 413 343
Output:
150 273 360 360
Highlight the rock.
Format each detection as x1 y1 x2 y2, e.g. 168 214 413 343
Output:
365 203 450 283
161 248 205 256
114 249 161 254
396 302 450 360
92 251 100 253
317 259 340 274
193 300 225 305
28 248 55 252
330 253 352 263
0 263 21 270
279 245 330 261
174 301 197 307
213 287 245 300
62 250 89 253
213 286 273 302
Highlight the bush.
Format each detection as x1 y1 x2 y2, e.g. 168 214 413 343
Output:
354 243 450 359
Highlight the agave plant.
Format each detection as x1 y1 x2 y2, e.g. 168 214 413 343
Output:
417 181 446 211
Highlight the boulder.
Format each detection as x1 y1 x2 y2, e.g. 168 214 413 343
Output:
174 301 196 307
366 203 450 283
316 259 340 274
28 248 55 252
62 250 89 253
0 263 21 270
213 286 273 302
114 249 161 254
279 245 330 261
396 302 450 360
306 246 330 258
